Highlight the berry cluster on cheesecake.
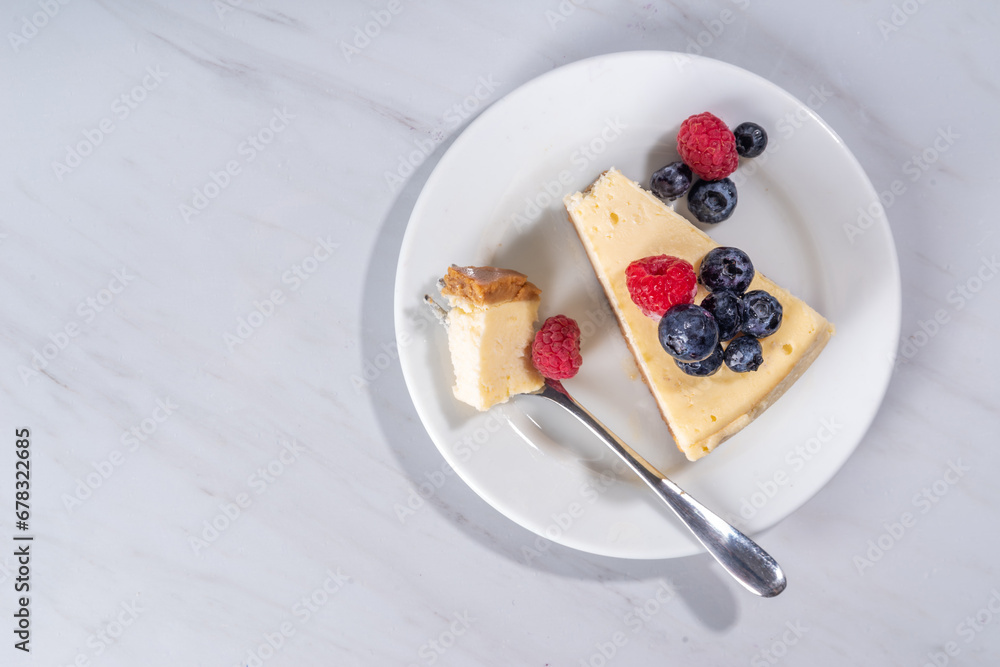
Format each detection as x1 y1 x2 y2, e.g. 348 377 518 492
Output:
651 112 769 224
564 168 834 461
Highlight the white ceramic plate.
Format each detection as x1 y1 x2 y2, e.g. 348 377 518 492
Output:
394 52 900 559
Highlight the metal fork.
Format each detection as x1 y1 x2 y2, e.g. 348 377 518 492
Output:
424 295 786 597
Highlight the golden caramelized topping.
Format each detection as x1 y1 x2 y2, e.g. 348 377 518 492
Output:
440 265 541 306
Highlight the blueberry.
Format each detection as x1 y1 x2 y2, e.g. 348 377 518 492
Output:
733 122 768 158
724 336 763 372
675 343 724 377
699 247 755 293
650 161 694 201
742 290 783 338
701 290 744 341
687 178 737 224
658 304 719 362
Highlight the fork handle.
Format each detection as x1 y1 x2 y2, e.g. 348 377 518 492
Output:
537 380 786 598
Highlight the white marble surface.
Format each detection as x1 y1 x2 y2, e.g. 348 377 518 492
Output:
2 0 998 665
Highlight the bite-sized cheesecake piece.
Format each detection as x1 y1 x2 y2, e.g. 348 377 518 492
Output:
564 169 834 461
440 265 544 411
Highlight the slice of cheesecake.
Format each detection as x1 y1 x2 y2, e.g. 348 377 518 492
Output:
564 169 834 461
440 265 544 411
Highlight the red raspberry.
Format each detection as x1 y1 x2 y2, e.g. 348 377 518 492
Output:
625 255 697 318
531 315 582 380
676 112 738 181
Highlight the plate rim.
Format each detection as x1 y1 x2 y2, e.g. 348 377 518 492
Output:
393 50 901 559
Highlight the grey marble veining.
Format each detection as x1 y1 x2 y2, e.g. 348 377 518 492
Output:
2 0 999 665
